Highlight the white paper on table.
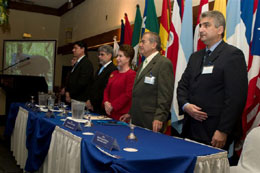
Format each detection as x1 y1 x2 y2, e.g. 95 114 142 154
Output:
84 115 112 120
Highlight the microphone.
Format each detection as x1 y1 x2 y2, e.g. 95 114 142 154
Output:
0 57 31 73
19 57 30 62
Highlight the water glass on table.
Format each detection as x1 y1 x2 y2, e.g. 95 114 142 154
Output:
85 108 92 127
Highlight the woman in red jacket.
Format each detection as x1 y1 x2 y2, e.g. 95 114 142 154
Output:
103 44 136 120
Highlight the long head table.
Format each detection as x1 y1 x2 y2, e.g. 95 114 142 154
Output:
5 103 229 173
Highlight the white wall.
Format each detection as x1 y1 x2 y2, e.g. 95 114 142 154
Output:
58 0 163 47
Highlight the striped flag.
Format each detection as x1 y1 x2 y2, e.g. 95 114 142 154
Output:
239 0 260 153
170 0 193 134
194 0 208 51
226 0 249 64
159 0 171 56
131 4 142 67
123 13 133 45
166 0 182 75
213 0 227 41
227 0 260 154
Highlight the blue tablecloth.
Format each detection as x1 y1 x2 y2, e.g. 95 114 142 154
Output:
6 103 225 173
79 124 223 173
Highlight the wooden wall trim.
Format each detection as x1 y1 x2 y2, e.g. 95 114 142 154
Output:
58 29 121 54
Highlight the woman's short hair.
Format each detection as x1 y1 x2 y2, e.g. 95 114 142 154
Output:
119 44 135 65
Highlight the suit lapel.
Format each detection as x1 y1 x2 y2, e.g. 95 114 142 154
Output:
71 56 85 73
194 41 225 79
207 41 225 64
194 51 205 79
135 54 160 86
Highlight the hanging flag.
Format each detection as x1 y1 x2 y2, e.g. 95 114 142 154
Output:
138 0 159 64
159 0 171 56
124 13 133 45
138 0 148 65
131 4 142 67
113 36 119 57
166 0 181 75
194 0 208 51
141 0 148 36
170 0 193 134
213 0 227 41
144 0 159 33
120 19 125 45
239 0 260 154
226 0 249 65
113 36 119 66
227 0 259 155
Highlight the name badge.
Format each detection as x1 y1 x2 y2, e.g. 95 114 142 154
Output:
202 65 214 74
144 76 155 85
63 119 82 131
92 131 120 151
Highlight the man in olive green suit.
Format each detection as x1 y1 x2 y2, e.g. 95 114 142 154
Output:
120 32 174 132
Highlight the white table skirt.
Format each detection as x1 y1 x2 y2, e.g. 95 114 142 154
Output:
183 138 230 173
195 152 230 173
42 126 82 173
11 107 29 169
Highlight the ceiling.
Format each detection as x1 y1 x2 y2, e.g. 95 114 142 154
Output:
9 0 85 16
10 0 68 9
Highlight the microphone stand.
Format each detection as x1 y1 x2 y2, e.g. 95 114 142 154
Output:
0 57 30 74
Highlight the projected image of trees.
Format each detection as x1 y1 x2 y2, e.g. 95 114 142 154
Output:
4 40 56 91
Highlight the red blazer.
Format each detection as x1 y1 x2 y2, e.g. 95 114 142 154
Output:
103 69 136 120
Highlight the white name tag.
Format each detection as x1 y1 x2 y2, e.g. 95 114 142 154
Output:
202 65 214 74
144 76 155 85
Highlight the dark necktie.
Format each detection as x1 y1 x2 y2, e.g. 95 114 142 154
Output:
203 50 212 66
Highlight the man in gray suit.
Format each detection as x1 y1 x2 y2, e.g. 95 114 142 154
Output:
120 32 174 132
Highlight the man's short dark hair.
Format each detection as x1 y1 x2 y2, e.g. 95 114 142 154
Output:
74 41 88 55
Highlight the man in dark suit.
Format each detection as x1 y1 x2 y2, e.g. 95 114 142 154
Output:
66 41 94 102
86 45 117 114
177 11 248 149
121 32 174 132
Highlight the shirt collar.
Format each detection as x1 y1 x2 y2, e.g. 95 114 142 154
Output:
145 51 159 63
102 61 112 68
77 55 85 63
206 40 222 53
